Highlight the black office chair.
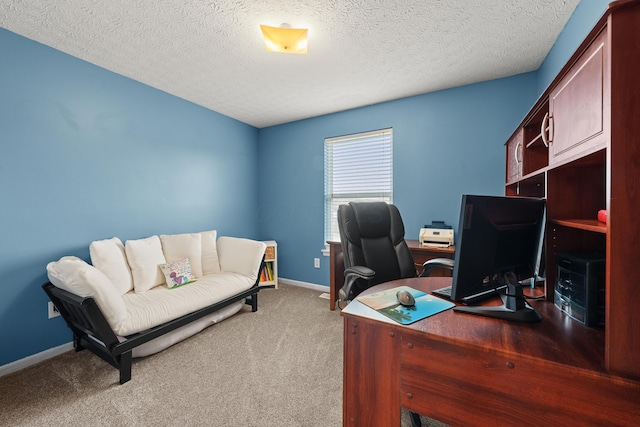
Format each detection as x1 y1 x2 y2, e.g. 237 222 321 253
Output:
337 201 453 427
336 201 453 305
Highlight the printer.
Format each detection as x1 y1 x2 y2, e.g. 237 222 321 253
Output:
420 221 454 248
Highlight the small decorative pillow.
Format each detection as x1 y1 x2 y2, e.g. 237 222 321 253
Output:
159 258 197 289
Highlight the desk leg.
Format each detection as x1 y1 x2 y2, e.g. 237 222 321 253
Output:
329 246 344 311
343 316 401 426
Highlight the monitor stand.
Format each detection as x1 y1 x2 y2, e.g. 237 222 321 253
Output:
453 272 542 323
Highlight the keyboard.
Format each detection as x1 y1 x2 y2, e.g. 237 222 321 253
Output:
431 285 506 305
432 286 453 299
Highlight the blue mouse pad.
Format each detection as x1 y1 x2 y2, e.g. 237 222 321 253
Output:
357 285 455 325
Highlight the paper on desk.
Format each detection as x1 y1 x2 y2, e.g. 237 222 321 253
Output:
357 285 455 325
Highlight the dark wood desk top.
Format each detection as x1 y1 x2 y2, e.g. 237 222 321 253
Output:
343 280 640 426
343 277 613 378
327 239 455 254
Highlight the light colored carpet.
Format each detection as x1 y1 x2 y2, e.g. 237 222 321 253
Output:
0 283 443 426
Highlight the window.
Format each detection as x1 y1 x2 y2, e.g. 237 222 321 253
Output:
324 128 393 243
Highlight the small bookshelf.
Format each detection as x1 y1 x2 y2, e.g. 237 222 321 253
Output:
259 240 278 288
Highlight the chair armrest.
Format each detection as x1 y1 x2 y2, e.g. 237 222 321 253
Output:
339 266 376 308
420 258 455 277
344 266 375 281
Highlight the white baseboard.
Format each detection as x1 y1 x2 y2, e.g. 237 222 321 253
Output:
278 278 329 293
0 342 73 378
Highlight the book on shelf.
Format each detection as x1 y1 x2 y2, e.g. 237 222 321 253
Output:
260 262 274 282
266 262 274 281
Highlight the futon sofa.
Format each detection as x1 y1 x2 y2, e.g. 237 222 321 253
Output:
43 231 266 384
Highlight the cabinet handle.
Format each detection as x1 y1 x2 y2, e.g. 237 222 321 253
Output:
514 141 522 165
541 112 550 147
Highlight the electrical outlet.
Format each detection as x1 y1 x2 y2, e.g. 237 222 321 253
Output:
48 301 60 319
314 258 320 268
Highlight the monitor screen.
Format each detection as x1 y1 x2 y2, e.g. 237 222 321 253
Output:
450 194 546 305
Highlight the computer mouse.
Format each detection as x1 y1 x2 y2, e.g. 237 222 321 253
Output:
396 289 416 307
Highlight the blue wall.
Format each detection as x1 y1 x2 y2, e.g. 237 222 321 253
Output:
537 0 611 93
0 0 613 367
0 28 260 366
257 74 538 286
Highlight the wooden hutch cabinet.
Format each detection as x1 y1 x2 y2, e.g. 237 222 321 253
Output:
505 0 640 380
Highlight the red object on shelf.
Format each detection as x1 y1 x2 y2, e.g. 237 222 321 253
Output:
598 209 607 223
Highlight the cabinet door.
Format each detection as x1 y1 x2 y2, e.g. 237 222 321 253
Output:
506 129 523 183
343 317 401 426
549 30 608 166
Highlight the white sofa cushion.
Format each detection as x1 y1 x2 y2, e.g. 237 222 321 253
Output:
160 233 203 277
46 256 127 332
126 301 243 357
200 230 221 274
125 235 166 293
217 237 266 281
116 272 255 336
89 237 133 295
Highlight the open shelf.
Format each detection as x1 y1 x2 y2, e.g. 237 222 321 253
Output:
259 241 278 288
525 126 550 149
549 218 607 233
546 150 606 226
505 170 546 198
522 99 550 175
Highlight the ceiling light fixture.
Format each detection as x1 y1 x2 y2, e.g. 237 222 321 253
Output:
260 24 308 54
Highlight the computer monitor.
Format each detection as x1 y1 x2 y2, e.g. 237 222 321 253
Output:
448 194 546 323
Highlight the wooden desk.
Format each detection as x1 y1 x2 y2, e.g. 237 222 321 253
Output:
327 240 454 310
342 277 640 426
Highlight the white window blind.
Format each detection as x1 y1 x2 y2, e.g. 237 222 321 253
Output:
324 128 393 243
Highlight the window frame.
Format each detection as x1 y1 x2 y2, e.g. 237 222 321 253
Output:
324 128 393 244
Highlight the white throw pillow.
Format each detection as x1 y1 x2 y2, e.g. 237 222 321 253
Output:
160 233 203 277
89 237 133 295
201 230 221 275
46 256 127 332
125 235 166 293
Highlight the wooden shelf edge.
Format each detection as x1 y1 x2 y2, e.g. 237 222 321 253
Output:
549 218 607 233
505 169 547 189
522 168 548 181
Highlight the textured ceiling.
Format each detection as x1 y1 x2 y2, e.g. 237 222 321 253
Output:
0 0 580 128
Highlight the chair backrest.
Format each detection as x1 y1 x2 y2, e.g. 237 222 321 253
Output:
337 202 416 287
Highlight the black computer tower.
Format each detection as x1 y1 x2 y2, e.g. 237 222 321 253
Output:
554 252 605 327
